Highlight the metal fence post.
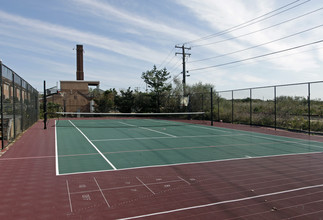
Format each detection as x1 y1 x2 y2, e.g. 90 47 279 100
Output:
274 86 277 130
20 80 23 131
250 88 252 126
217 94 220 122
12 72 16 139
308 83 311 135
231 90 234 123
44 80 47 129
201 93 204 112
211 88 213 126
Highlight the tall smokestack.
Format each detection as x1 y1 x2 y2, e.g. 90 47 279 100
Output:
76 44 84 80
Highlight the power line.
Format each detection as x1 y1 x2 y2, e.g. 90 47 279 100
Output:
161 55 176 69
189 24 323 63
165 72 182 85
207 46 323 71
191 6 323 48
168 58 182 73
182 0 309 45
157 47 175 69
189 40 323 72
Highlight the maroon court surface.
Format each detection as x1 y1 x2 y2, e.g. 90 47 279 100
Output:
1 120 323 219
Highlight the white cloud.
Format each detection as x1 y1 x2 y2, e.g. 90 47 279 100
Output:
0 10 165 64
70 0 200 42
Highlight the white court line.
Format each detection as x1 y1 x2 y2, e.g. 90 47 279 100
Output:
55 120 59 175
91 133 241 142
66 180 73 213
59 140 321 158
120 183 323 220
94 177 111 208
212 125 323 145
119 122 176 137
57 151 323 176
68 120 117 170
248 133 323 150
58 141 277 158
136 177 155 195
148 119 229 133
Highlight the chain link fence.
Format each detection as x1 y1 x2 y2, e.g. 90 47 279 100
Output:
214 81 323 135
0 62 39 149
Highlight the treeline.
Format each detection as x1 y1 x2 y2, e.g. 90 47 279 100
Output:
92 65 214 113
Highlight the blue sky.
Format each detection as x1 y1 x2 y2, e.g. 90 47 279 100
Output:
0 0 322 92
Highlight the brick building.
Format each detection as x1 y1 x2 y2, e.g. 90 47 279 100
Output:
47 81 99 112
46 45 100 113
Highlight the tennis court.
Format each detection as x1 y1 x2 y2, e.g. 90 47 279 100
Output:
1 117 323 219
56 117 323 175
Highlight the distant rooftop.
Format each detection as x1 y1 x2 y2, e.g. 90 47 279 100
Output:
60 81 100 86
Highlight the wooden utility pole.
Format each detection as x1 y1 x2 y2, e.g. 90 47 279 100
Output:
175 45 191 96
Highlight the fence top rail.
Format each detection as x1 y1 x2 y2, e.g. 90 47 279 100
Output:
1 63 38 94
217 80 323 93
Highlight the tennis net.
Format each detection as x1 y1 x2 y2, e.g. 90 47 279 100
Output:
54 112 206 128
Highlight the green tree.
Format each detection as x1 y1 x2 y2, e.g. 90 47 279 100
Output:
141 65 171 112
186 82 215 112
115 87 135 113
133 92 154 113
94 89 117 112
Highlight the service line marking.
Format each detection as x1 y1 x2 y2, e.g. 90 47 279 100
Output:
147 119 229 133
91 133 242 142
248 133 323 150
119 122 176 138
57 151 323 176
94 177 111 208
136 177 155 195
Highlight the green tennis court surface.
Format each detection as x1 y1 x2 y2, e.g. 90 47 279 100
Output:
55 118 323 175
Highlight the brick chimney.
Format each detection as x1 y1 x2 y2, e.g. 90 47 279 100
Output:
76 44 84 80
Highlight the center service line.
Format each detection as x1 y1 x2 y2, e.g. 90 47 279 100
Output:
119 122 176 137
68 120 117 170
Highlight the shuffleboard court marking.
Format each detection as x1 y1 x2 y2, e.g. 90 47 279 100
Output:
178 176 191 185
70 178 188 195
66 180 73 213
136 177 155 195
120 183 323 220
68 120 117 170
119 122 176 138
94 177 111 208
57 151 323 176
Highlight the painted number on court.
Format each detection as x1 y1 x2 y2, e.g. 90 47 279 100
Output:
82 194 91 201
